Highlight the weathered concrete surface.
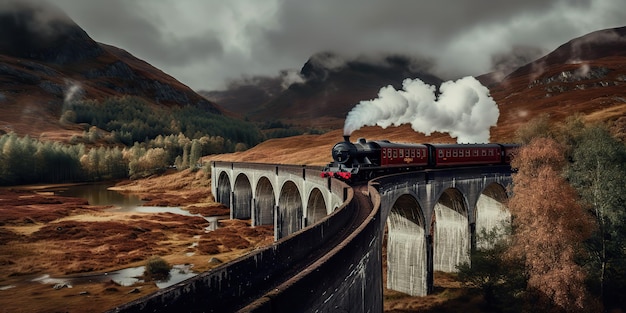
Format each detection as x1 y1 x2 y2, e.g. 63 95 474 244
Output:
240 185 383 313
375 166 513 296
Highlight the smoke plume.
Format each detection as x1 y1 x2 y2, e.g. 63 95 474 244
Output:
64 80 83 103
343 76 499 143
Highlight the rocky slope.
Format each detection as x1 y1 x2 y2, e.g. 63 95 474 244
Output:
484 26 626 141
0 1 222 139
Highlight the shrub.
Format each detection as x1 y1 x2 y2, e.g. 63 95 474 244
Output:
144 256 171 280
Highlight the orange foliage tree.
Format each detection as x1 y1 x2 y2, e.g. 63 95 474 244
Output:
508 137 596 312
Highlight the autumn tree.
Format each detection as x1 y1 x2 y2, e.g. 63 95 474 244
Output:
565 125 626 310
515 113 555 144
128 147 168 178
508 138 597 312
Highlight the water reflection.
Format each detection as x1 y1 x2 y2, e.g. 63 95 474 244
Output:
50 183 143 210
50 184 227 231
30 264 197 289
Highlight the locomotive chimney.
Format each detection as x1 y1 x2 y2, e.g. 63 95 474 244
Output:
343 135 350 142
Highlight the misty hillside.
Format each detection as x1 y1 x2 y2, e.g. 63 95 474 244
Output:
2 0 625 168
209 26 626 165
202 28 626 136
486 25 626 140
201 52 442 129
0 1 240 142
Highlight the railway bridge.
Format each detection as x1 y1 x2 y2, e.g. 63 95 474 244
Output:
111 162 513 312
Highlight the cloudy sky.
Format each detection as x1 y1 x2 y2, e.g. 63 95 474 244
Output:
43 0 625 91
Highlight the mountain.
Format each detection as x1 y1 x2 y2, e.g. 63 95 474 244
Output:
0 1 222 139
200 52 442 129
484 26 626 141
209 26 626 165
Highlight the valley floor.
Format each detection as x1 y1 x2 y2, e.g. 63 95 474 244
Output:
0 169 481 312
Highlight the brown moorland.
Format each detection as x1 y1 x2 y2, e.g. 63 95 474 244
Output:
0 169 273 313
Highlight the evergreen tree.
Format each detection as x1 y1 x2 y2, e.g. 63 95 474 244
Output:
566 125 626 310
189 139 202 168
181 142 190 169
457 228 527 311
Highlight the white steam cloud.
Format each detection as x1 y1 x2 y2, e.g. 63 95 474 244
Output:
280 69 306 89
343 76 499 143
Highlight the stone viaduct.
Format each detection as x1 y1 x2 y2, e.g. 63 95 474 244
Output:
110 162 513 312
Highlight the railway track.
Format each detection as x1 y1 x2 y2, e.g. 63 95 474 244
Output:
237 184 374 312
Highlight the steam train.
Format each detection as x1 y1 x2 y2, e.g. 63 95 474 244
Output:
321 136 519 181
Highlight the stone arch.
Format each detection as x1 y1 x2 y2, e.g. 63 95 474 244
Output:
216 171 231 208
306 188 327 227
433 188 470 273
254 176 275 226
475 183 510 250
277 181 303 238
233 173 252 219
386 194 428 296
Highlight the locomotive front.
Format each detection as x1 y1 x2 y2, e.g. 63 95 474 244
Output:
331 136 357 164
321 136 382 181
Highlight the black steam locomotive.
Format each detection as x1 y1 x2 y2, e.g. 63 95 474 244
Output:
321 136 519 181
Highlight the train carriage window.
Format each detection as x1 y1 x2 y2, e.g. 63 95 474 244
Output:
446 150 451 158
465 149 470 157
473 150 479 156
416 149 420 158
399 149 404 158
438 150 444 158
482 149 487 156
411 149 415 158
488 149 494 156
393 150 397 158
453 150 458 157
383 149 387 159
406 149 410 157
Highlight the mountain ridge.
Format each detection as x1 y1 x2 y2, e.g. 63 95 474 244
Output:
208 26 626 165
200 53 442 129
0 1 224 139
1 0 625 162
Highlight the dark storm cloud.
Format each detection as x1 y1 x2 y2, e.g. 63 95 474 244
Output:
32 0 626 90
0 0 73 36
46 0 223 68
